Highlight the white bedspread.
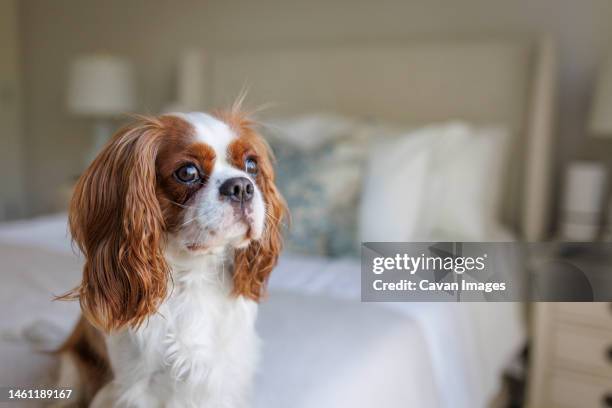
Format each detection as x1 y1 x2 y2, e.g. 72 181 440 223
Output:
0 214 524 407
269 252 524 408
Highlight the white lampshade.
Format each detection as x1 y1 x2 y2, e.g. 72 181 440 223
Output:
67 54 136 117
589 56 612 137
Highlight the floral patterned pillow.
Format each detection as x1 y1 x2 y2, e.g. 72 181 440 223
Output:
271 130 368 257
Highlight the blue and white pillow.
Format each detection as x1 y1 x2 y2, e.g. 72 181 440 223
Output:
266 115 369 257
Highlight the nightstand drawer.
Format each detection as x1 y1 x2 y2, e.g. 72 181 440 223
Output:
557 303 612 328
554 324 612 377
549 371 612 408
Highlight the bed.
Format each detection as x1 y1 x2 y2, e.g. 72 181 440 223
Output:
0 37 556 408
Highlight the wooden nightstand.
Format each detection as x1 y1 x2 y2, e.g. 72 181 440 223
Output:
528 303 612 407
527 248 612 408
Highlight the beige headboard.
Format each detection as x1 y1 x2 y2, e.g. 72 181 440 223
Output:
204 38 556 240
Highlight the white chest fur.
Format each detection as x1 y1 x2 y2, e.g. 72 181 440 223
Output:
98 253 259 408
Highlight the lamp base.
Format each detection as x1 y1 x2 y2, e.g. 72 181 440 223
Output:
85 119 114 166
603 200 612 242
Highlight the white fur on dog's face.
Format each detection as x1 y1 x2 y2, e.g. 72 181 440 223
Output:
164 113 266 255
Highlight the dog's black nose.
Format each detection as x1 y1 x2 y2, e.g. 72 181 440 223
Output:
219 177 254 203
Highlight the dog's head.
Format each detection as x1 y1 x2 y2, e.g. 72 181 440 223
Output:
66 110 287 331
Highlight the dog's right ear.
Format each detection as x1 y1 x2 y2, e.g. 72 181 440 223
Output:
59 118 170 332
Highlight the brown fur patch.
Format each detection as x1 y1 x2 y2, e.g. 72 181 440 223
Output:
156 116 216 231
57 317 112 406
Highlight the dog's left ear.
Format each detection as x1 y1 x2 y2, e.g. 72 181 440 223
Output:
60 117 170 332
231 128 288 302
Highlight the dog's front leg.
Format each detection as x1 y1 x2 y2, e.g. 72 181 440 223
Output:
163 330 211 382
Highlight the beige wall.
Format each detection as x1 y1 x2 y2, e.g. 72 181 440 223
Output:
18 0 612 216
0 0 25 220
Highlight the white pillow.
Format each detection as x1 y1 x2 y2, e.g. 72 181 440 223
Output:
359 132 432 242
417 123 509 240
359 122 509 242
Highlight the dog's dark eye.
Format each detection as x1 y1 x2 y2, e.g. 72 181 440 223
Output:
174 164 200 184
245 157 258 174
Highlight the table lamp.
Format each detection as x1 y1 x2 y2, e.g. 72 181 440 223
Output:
588 56 612 240
67 54 136 165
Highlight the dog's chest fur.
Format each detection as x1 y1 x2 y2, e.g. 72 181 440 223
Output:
104 254 259 408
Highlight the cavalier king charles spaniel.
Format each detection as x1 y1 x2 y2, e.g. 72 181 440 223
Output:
56 108 287 407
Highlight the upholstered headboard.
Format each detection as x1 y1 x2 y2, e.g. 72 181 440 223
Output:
201 38 556 240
